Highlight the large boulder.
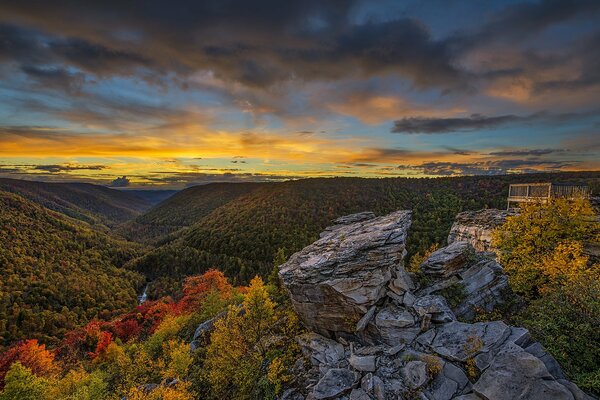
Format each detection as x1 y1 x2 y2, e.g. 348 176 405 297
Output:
418 246 512 321
420 241 474 278
447 209 516 253
279 211 412 336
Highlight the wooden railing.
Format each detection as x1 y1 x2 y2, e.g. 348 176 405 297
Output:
507 183 590 208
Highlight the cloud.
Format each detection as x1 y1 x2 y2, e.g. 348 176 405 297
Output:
398 159 576 176
391 113 534 134
110 176 130 187
442 146 472 155
33 164 106 173
20 65 85 94
390 111 593 134
0 1 466 90
488 148 565 157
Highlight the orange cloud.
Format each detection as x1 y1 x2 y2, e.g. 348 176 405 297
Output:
326 95 465 125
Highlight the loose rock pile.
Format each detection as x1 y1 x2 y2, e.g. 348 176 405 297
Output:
279 211 593 400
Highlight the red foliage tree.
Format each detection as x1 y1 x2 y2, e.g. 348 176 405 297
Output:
180 269 233 311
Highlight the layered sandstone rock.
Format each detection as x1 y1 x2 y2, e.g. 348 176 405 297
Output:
447 209 516 253
279 210 412 336
279 210 592 400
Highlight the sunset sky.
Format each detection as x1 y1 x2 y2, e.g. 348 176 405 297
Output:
1 0 599 188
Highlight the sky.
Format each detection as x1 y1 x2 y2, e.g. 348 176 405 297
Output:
0 0 599 189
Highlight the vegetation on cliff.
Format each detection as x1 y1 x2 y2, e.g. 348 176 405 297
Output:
492 197 600 393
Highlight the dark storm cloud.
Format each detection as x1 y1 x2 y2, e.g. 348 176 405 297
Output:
0 1 466 90
1 0 598 98
0 23 150 76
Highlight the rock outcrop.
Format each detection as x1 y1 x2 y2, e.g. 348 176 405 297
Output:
279 211 412 336
447 209 516 253
280 210 593 400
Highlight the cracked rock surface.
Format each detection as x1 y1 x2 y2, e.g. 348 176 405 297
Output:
279 210 593 400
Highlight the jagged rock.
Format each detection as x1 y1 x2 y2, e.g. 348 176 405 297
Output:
280 211 412 336
413 295 456 323
355 345 384 356
349 354 376 372
428 321 511 362
524 342 566 380
349 388 373 400
401 360 429 389
374 304 419 345
453 259 511 321
190 310 226 351
447 209 516 253
424 361 470 400
361 373 385 400
557 379 596 400
421 241 474 278
389 267 415 295
279 209 592 400
312 368 357 399
473 344 575 400
355 306 376 332
297 332 345 366
280 389 306 400
403 291 416 307
452 395 481 400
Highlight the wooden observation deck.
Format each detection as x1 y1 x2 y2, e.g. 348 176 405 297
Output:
507 182 590 209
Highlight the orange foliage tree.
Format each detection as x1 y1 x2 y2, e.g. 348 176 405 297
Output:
0 339 58 388
180 269 233 311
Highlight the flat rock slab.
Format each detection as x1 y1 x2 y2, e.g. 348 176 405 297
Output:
312 368 357 399
297 332 345 366
428 321 511 362
473 344 575 400
421 241 474 278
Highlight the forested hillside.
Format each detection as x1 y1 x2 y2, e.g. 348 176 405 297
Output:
131 172 600 293
0 191 146 349
118 182 263 243
0 178 151 228
120 189 178 206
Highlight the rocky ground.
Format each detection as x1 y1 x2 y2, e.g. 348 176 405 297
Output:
278 210 594 400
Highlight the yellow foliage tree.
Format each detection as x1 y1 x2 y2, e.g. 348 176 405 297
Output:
205 276 276 400
492 197 597 298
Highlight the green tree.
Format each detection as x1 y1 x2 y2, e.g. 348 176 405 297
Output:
0 362 48 400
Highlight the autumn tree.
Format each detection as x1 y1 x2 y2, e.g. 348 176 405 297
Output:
180 269 233 311
492 197 597 298
0 340 58 388
205 276 276 399
493 197 600 393
0 362 49 400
